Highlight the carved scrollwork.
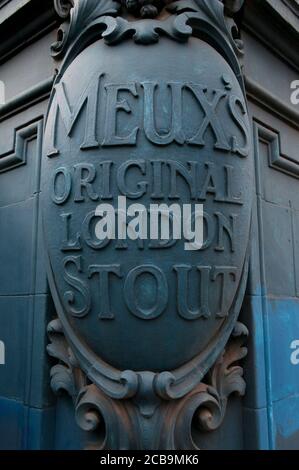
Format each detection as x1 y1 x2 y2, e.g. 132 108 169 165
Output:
47 318 86 399
168 0 244 57
47 319 140 449
75 385 138 450
158 322 248 450
195 321 248 432
52 0 121 58
99 13 192 45
48 318 248 449
51 0 244 61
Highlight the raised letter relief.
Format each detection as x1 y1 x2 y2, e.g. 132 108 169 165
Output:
44 0 251 449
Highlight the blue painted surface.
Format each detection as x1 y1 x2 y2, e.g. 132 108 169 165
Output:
0 296 29 401
0 397 56 450
243 407 269 450
54 396 85 450
268 299 299 403
273 395 299 445
0 397 24 450
242 295 268 410
243 295 299 449
266 299 299 449
25 406 55 450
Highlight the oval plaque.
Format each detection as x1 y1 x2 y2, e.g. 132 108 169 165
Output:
43 0 252 448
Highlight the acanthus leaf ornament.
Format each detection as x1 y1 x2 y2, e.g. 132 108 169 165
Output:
52 0 244 60
44 0 253 449
48 317 248 449
52 0 121 59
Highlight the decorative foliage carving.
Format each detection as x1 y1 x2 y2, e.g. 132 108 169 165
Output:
52 0 121 58
75 385 138 450
167 0 244 56
157 322 248 450
48 317 248 449
98 13 192 45
47 318 86 399
52 0 244 60
195 321 248 432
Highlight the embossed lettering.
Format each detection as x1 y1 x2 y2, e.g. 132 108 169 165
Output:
103 83 139 146
168 161 198 200
222 165 243 204
174 265 211 320
186 84 230 150
61 213 82 251
150 160 165 199
100 161 113 200
117 160 148 199
82 211 111 250
199 162 218 201
201 212 215 250
212 266 237 317
124 265 168 320
48 74 102 156
229 95 250 157
214 213 237 252
142 82 185 145
51 167 72 204
88 265 122 319
74 163 99 202
63 256 91 318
